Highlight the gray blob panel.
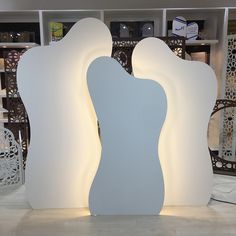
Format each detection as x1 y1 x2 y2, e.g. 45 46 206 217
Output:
88 57 167 215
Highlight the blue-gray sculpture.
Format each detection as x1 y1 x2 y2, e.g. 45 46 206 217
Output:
88 57 167 215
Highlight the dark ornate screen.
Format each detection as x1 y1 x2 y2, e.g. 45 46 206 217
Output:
209 99 236 175
112 37 185 74
3 49 29 166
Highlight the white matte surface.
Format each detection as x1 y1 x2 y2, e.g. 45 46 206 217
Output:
17 18 112 209
212 174 236 204
132 37 217 205
88 57 166 215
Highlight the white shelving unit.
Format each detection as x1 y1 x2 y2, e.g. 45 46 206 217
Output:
0 8 231 98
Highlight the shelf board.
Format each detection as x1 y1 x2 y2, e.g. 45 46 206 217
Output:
186 39 219 46
0 42 38 49
0 107 8 113
0 118 8 122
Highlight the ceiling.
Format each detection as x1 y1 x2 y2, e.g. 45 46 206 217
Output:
1 0 236 11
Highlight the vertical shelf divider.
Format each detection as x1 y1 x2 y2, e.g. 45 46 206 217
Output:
162 9 167 36
39 10 45 46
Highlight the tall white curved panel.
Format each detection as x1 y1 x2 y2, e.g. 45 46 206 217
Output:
88 57 166 215
132 38 217 205
17 18 112 209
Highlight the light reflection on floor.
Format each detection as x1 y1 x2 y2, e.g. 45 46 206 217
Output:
0 185 235 236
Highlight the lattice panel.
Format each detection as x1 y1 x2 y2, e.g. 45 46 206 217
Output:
5 73 19 98
220 35 236 161
0 127 23 188
220 107 235 160
112 39 140 74
112 37 185 74
210 99 236 175
4 122 29 166
3 49 30 167
4 50 20 73
162 37 185 59
7 97 28 123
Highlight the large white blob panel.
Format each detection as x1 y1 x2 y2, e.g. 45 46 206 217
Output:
17 18 112 209
88 57 167 215
132 38 217 205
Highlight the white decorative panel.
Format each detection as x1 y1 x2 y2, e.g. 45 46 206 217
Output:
132 37 217 205
219 35 236 162
0 127 23 189
88 57 166 215
17 18 112 208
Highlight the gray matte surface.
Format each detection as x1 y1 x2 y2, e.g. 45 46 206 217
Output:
88 57 167 215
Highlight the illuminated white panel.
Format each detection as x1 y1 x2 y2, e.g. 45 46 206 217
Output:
132 38 217 205
17 18 112 209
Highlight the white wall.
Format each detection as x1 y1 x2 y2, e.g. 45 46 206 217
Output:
1 0 236 10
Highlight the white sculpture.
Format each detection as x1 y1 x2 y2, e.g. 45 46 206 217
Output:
88 57 166 215
17 18 112 208
132 37 217 205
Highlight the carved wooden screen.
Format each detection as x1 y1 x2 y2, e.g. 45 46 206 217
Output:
112 37 185 74
3 49 29 166
208 35 236 175
209 99 236 175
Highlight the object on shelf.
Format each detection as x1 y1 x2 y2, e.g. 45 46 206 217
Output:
0 58 4 72
169 19 205 40
191 51 209 63
186 22 199 40
0 31 35 43
0 32 12 42
119 23 129 38
172 16 187 37
0 22 40 44
228 20 236 35
110 21 154 38
49 22 63 42
14 31 35 42
186 44 210 65
141 23 154 37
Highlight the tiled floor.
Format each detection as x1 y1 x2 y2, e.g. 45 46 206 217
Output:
0 185 236 236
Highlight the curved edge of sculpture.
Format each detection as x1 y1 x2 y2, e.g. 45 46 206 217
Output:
88 56 166 215
17 18 112 208
132 37 217 205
